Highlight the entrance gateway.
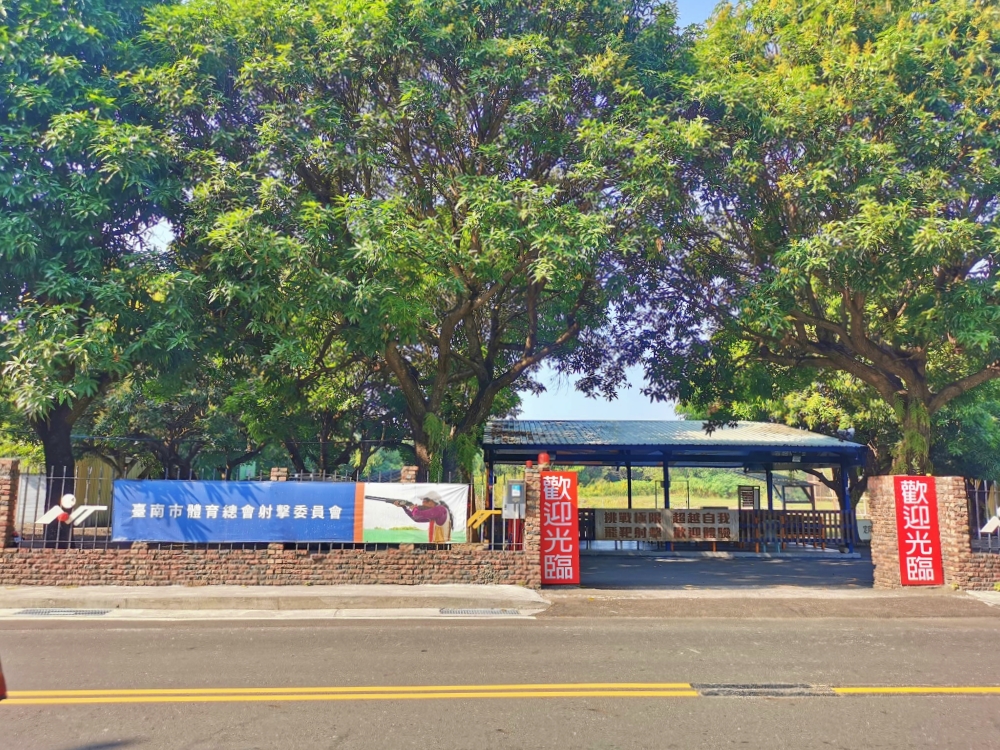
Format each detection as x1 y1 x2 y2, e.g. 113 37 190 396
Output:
482 420 867 585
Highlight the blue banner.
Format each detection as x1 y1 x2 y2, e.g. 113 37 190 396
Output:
112 480 360 543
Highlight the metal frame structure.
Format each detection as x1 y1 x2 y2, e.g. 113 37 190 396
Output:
483 420 866 553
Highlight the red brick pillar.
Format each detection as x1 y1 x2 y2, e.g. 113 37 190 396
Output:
867 476 901 588
0 459 20 548
935 476 975 589
522 467 542 587
869 475 972 589
400 466 418 484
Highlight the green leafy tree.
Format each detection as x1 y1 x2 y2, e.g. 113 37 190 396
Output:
928 383 1000 481
603 0 1000 475
767 373 898 505
78 366 264 479
225 357 407 477
0 0 191 510
0 401 44 469
130 0 688 476
679 367 1000 506
361 448 404 480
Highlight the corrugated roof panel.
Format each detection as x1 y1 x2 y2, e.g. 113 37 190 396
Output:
483 420 860 449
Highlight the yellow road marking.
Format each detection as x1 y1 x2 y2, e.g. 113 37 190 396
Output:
7 683 1000 706
835 687 1000 695
9 682 692 698
4 690 698 706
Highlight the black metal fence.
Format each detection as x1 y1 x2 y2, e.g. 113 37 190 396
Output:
12 467 482 552
14 467 118 549
967 479 1000 554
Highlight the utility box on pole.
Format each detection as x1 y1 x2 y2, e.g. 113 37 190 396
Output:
502 480 526 519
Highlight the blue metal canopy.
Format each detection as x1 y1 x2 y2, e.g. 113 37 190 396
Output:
482 420 866 469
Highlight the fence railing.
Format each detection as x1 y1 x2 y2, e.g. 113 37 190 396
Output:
575 508 847 551
15 467 118 549
739 509 847 550
478 515 525 552
966 479 1000 554
12 469 502 552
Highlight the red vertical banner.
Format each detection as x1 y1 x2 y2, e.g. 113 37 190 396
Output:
540 471 580 585
894 476 944 586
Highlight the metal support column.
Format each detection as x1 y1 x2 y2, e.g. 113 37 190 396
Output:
663 459 672 551
765 467 774 511
840 463 854 553
626 462 633 509
486 459 494 509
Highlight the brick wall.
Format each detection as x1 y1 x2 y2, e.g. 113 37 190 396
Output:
523 466 541 564
936 476 1000 590
0 459 542 588
869 475 1000 590
0 544 540 587
0 459 19 548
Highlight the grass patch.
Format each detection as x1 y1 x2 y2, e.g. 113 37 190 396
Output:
363 528 467 543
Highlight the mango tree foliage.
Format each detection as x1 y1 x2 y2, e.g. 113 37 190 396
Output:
771 375 1000 490
930 382 1000 481
222 355 409 477
607 0 1000 474
76 365 267 479
0 0 192 496
130 0 687 473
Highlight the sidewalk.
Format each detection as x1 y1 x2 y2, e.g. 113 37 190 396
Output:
1 583 996 621
0 584 549 620
541 585 1000 619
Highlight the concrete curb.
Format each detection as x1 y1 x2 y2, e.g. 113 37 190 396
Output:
0 583 550 612
0 607 546 621
543 586 972 600
967 591 1000 607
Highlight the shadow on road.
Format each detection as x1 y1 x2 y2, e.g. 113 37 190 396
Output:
580 552 875 589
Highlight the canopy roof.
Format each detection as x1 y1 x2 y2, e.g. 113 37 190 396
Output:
482 420 865 469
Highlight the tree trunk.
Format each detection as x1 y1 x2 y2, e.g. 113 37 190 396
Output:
849 467 869 509
356 442 373 479
412 434 431 482
441 447 460 485
806 467 869 511
168 461 196 480
224 448 262 480
892 399 933 475
31 405 76 548
284 439 307 474
162 448 197 480
318 429 331 475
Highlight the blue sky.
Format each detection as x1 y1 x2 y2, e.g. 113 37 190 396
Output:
675 0 719 27
516 364 679 421
517 0 717 422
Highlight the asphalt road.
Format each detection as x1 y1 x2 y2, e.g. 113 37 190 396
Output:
3 609 1000 750
579 552 875 588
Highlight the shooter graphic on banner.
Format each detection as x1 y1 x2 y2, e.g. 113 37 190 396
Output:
366 491 454 543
